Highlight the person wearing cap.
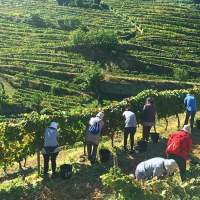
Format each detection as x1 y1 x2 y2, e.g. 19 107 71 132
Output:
135 157 178 181
42 122 59 178
184 93 197 129
85 112 104 164
166 125 192 181
122 107 137 152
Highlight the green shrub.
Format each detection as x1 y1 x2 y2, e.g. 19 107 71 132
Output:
23 94 43 112
91 3 99 9
99 2 109 10
57 17 82 31
56 0 109 10
70 29 119 50
73 0 84 7
80 24 89 32
173 68 190 80
56 0 70 5
93 0 101 4
0 83 6 100
101 165 200 200
22 13 46 28
74 65 103 96
101 167 161 200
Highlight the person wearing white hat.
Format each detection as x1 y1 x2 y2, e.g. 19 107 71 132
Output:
96 112 104 120
182 124 191 134
85 112 104 164
135 157 178 181
43 121 59 178
166 125 192 181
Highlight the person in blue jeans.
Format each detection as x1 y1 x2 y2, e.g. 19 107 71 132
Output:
184 93 197 129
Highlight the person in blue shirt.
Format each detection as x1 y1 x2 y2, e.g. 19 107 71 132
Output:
184 93 197 129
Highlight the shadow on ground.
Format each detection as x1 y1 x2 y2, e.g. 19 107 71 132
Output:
0 160 111 200
0 167 36 183
113 137 168 174
2 128 200 200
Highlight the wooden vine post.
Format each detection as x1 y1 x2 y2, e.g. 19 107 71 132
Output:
83 128 87 156
110 130 115 147
37 149 40 175
176 113 180 129
83 141 86 156
165 117 168 131
153 124 157 133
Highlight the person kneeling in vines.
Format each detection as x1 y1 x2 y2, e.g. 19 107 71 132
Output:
134 157 178 181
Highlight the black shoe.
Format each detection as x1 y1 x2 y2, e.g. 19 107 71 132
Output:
129 149 136 154
43 173 49 180
90 159 98 165
123 147 128 152
88 156 92 161
51 173 57 179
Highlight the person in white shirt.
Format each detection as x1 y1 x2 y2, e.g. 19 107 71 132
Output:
122 107 137 152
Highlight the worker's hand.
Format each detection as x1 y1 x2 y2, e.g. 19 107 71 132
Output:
129 174 135 179
152 176 158 181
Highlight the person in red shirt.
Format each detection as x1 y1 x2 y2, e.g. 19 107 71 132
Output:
166 125 192 181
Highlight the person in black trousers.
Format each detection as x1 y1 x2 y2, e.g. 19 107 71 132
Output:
184 93 197 129
142 97 156 142
166 125 192 181
42 122 59 178
122 107 137 152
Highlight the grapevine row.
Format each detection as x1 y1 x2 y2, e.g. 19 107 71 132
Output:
1 87 200 170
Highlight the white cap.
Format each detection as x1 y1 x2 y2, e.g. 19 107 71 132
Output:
49 122 58 129
182 124 191 134
96 112 104 119
164 159 178 174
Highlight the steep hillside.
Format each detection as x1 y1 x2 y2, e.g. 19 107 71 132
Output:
0 0 200 116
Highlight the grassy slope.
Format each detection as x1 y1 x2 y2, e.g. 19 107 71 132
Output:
1 111 200 200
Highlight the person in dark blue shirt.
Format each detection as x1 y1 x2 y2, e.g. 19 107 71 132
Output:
184 93 197 129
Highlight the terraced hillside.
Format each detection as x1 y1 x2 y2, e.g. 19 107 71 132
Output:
0 0 200 117
105 0 200 78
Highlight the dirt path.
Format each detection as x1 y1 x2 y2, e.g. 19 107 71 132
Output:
0 77 16 97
